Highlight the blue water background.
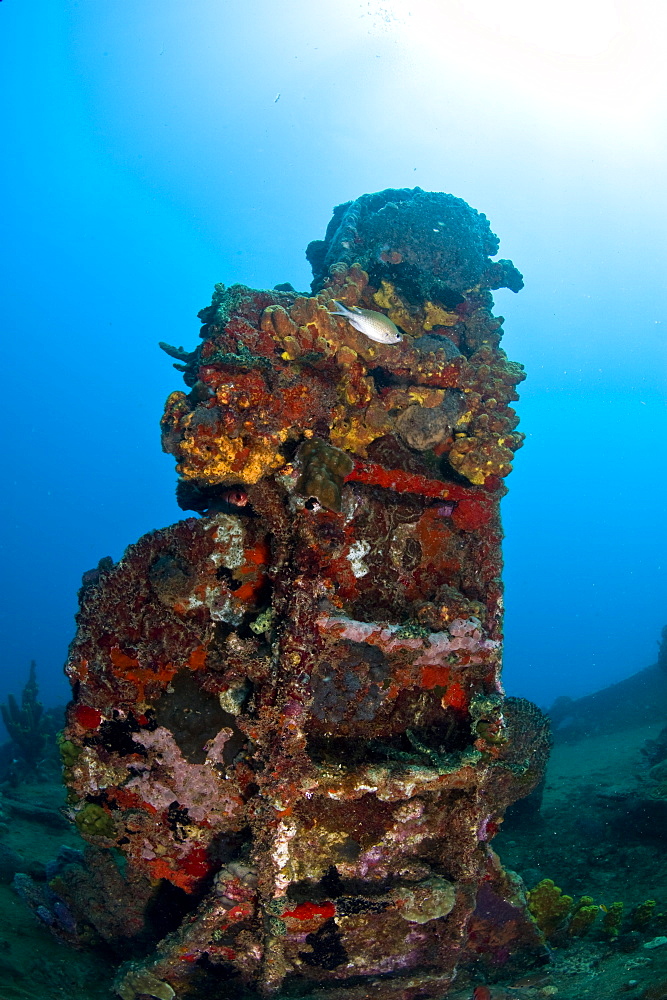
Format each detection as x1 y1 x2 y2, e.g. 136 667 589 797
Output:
1 1 665 721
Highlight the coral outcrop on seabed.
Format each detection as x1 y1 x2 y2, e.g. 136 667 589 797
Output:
53 189 550 998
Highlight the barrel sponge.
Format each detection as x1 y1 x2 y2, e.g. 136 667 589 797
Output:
307 187 524 304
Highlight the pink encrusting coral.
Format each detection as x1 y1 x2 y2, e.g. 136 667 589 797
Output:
52 189 550 1000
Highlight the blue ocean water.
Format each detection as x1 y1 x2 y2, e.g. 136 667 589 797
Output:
1 0 665 722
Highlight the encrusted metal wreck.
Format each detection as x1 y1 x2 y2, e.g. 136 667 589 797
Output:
57 189 551 998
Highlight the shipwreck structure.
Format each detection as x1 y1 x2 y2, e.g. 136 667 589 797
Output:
55 189 550 998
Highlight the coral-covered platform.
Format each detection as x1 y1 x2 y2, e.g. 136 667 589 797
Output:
57 189 550 998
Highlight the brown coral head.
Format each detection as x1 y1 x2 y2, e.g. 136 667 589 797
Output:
378 246 404 265
296 438 354 512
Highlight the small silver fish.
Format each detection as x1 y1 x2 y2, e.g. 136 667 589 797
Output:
330 301 402 344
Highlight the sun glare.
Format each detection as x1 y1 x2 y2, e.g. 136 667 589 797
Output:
464 0 622 58
375 0 666 135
